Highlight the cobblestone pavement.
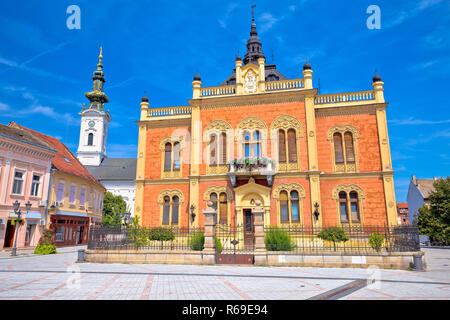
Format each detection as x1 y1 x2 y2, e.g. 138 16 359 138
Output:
0 247 448 300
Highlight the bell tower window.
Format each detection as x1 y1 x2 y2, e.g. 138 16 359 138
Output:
87 133 94 146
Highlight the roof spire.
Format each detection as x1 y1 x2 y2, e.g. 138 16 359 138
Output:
251 4 256 23
84 46 109 110
244 5 265 65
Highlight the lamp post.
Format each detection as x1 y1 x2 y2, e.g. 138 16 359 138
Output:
313 202 320 221
11 200 32 256
190 204 196 224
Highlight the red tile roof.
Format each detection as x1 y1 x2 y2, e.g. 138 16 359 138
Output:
397 203 408 209
9 122 103 188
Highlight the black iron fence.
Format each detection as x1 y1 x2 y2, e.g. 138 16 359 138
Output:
88 226 204 251
263 225 420 254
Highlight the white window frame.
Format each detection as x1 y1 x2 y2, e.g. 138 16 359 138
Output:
12 170 25 195
30 174 42 197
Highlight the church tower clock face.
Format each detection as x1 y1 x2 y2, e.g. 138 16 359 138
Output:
88 120 95 127
244 70 257 93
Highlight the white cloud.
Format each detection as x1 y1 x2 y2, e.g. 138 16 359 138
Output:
0 102 9 111
259 13 278 32
107 143 138 158
289 5 296 12
417 0 443 10
0 56 18 67
389 117 450 125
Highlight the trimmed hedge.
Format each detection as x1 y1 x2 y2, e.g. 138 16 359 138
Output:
34 229 57 255
264 227 296 251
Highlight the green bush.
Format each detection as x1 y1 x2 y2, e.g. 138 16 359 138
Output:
148 227 175 241
189 232 205 251
189 232 222 253
128 227 149 248
34 229 57 255
215 237 223 254
317 227 349 251
264 227 296 251
369 233 385 252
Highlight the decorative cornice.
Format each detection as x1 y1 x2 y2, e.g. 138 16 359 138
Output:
332 184 366 200
157 189 185 204
270 115 304 139
159 136 186 151
203 120 233 141
188 89 316 110
203 185 234 201
326 125 360 141
236 116 267 131
272 183 306 199
315 103 387 118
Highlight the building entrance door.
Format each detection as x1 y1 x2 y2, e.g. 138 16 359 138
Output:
243 209 254 248
4 221 16 248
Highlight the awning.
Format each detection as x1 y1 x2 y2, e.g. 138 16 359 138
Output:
55 211 87 217
26 212 42 219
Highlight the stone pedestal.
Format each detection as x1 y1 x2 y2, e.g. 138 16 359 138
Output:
252 208 267 265
202 209 217 264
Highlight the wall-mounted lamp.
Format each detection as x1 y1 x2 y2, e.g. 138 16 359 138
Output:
313 202 320 221
190 204 196 223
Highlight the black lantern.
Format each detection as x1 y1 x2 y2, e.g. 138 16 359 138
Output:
190 204 196 223
313 202 320 221
11 200 32 256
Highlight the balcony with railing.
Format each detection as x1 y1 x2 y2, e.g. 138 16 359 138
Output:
265 78 304 92
314 90 375 107
145 106 192 120
227 157 276 187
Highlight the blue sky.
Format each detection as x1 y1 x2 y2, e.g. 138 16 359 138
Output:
0 0 449 202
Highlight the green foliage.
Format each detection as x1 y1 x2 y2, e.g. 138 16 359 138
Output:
10 218 24 226
317 227 349 251
34 229 57 255
189 232 205 251
148 227 176 241
102 192 127 228
215 237 223 254
417 177 450 245
127 227 149 248
264 227 296 251
368 233 385 252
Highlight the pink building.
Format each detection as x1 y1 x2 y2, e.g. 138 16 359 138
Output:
0 124 56 250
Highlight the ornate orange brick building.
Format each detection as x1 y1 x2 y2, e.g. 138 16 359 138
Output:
134 14 398 231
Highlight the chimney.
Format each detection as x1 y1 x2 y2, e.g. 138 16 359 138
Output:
412 175 417 185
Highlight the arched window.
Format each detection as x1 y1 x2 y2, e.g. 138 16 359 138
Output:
162 196 170 225
344 132 355 164
164 143 172 171
173 142 181 171
87 133 94 146
280 191 289 223
339 191 348 222
278 130 286 163
210 193 218 211
172 196 179 225
220 132 227 165
333 133 344 164
209 134 217 166
349 191 360 222
242 130 261 158
290 190 299 222
219 192 227 224
287 129 297 163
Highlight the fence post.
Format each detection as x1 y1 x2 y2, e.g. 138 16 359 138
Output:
252 206 267 266
202 207 217 264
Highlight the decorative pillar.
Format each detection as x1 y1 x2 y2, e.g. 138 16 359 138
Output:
189 103 201 228
135 95 149 225
139 95 149 121
235 57 243 95
302 61 313 89
192 74 202 99
257 57 266 92
252 202 267 266
372 73 397 226
202 206 217 264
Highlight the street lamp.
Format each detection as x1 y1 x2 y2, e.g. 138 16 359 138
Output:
313 202 320 221
190 204 196 223
11 200 32 256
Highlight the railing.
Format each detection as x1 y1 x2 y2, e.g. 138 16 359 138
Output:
314 90 375 105
264 225 420 255
266 78 304 91
88 226 204 251
200 85 236 97
147 106 192 118
228 158 275 174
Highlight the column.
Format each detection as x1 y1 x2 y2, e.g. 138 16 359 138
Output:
202 209 217 264
252 207 267 266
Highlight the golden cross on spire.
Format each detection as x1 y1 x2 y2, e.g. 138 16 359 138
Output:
98 46 103 65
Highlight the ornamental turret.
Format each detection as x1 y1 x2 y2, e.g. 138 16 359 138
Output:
84 46 109 110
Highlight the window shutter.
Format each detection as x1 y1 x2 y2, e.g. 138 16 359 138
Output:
221 132 227 165
162 196 170 225
280 191 289 222
344 132 355 163
278 130 286 163
210 134 217 165
164 143 172 171
173 142 181 170
333 133 344 164
219 193 227 224
339 191 349 222
287 129 297 163
172 196 179 225
349 191 360 222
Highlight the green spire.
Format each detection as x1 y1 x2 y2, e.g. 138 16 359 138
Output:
84 46 109 110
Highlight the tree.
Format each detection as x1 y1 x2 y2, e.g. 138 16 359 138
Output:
417 177 450 245
102 192 127 227
317 227 349 251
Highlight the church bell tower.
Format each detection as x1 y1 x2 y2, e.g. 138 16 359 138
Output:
77 47 111 167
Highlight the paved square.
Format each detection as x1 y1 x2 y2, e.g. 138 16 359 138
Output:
0 247 449 300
